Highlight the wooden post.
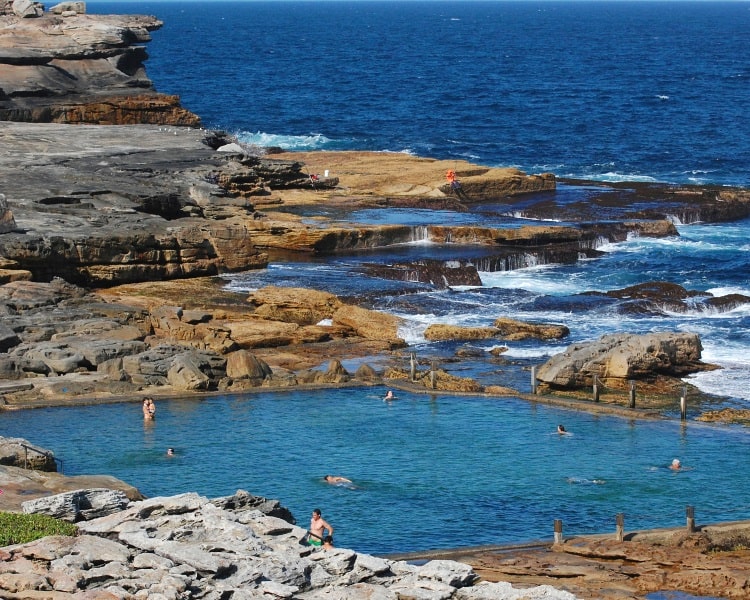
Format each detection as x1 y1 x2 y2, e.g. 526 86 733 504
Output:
554 519 563 544
430 360 437 390
531 365 538 395
686 505 695 533
410 352 417 382
629 380 636 409
593 374 600 402
680 386 687 421
615 513 624 542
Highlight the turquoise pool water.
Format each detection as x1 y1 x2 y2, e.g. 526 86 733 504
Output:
4 388 750 556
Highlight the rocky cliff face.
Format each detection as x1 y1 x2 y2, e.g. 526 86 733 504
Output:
0 4 200 125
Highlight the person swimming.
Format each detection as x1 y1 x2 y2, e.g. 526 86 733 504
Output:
557 424 567 434
384 390 396 401
323 475 352 485
670 458 681 470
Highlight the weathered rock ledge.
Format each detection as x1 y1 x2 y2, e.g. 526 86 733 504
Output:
1 486 580 600
0 3 200 125
430 521 750 600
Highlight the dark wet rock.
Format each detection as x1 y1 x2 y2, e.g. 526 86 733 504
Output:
603 281 703 301
551 179 750 224
583 281 750 316
363 259 482 289
705 293 750 312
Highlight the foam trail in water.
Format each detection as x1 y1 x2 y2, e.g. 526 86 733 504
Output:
236 131 332 151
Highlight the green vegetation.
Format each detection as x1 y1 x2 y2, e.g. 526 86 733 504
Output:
0 512 78 546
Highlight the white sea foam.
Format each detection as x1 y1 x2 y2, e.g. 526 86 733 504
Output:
500 343 566 359
685 367 750 403
479 266 586 295
236 131 332 151
707 286 750 297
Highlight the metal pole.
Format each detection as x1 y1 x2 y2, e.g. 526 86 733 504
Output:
686 505 695 533
616 513 624 542
430 360 437 389
593 374 600 402
531 365 538 395
410 352 416 382
629 380 636 409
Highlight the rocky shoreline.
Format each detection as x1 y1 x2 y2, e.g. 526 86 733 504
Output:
2 7 749 411
3 5 750 600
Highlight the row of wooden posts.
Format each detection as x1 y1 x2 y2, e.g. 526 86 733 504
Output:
554 505 697 544
411 354 690 421
530 366 690 420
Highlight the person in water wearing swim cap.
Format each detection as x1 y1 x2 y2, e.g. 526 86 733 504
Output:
670 458 681 470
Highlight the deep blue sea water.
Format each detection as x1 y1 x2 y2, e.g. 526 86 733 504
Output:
8 2 745 580
94 0 750 186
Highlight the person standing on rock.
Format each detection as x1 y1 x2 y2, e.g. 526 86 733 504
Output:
308 508 334 547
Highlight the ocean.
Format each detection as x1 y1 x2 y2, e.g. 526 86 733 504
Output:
95 0 750 187
88 0 750 404
10 0 746 570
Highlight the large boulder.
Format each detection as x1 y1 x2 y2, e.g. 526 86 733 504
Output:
248 286 343 325
0 436 56 471
225 350 272 383
22 488 130 522
11 0 42 18
535 332 708 389
333 304 405 346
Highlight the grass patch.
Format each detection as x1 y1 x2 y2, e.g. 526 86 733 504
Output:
0 512 78 546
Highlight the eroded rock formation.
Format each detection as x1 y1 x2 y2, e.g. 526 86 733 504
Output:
0 280 401 406
535 332 714 390
1 489 579 600
0 6 200 125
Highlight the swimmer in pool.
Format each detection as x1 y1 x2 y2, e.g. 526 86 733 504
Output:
323 475 352 485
